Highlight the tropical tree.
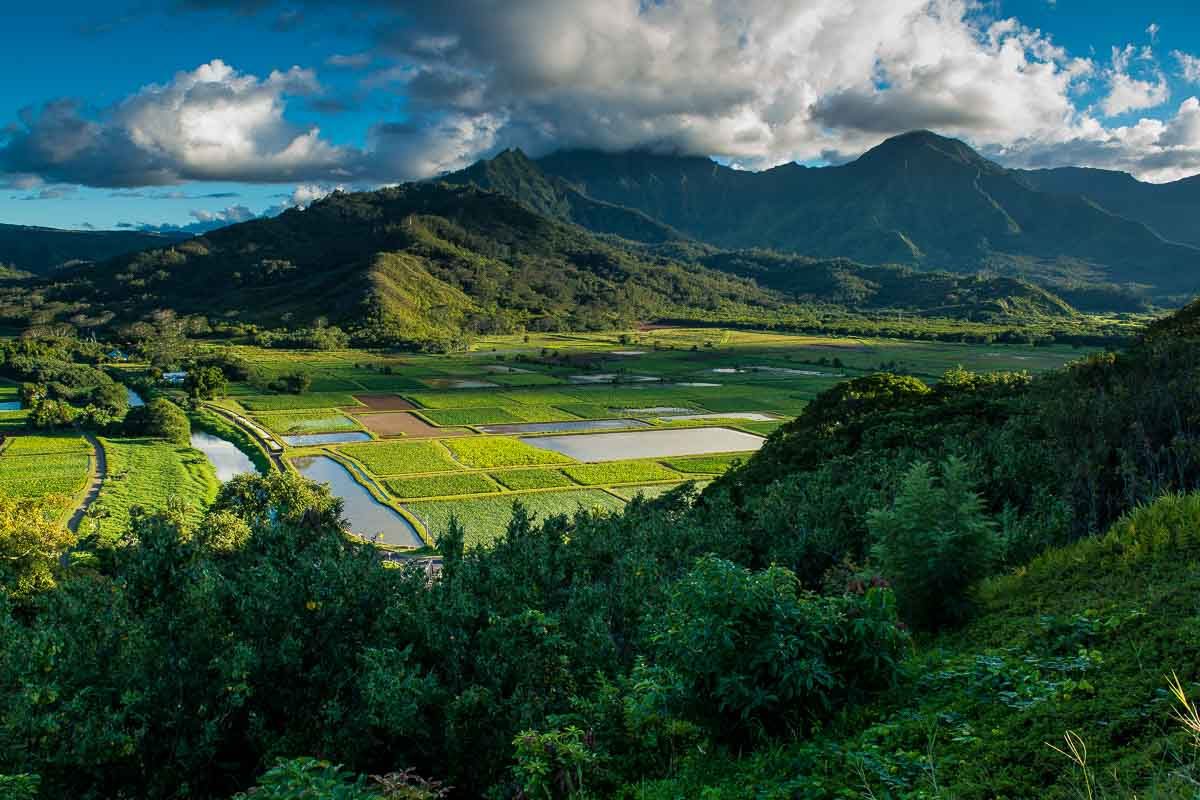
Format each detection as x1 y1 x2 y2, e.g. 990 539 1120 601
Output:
868 456 1001 629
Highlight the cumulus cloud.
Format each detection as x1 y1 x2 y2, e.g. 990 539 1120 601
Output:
190 204 256 224
370 0 1103 169
286 183 345 206
118 182 343 234
0 60 352 188
11 1 1200 188
995 97 1200 183
1100 44 1169 117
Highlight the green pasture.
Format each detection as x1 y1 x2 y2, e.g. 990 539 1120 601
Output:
89 437 218 543
405 489 626 548
385 472 499 500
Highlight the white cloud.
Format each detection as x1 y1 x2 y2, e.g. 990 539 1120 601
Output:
1146 22 1160 43
7 2 1200 188
287 183 346 207
0 60 351 187
1175 50 1200 84
1100 44 1169 117
190 204 256 224
996 96 1200 182
375 0 1103 172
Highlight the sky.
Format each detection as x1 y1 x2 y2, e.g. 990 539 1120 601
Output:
3 0 1200 231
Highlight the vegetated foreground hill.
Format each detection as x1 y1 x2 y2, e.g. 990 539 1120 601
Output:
8 300 1200 798
0 223 189 275
27 179 1093 345
51 182 790 345
1020 165 1200 249
446 131 1200 299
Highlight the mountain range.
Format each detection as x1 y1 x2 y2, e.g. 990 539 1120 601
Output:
4 178 1085 345
1017 166 1200 249
6 130 1200 340
444 131 1200 300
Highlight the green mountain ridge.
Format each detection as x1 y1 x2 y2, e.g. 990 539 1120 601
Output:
40 182 790 345
439 148 687 244
2 171 1101 342
0 223 190 275
1018 165 1200 248
484 131 1200 299
689 250 1078 318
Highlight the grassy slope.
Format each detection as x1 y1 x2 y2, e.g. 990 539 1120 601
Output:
90 438 219 542
635 493 1200 799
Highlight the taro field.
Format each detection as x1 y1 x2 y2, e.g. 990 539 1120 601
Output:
203 326 1088 549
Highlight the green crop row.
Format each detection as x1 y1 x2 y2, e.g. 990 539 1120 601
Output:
385 472 498 499
338 440 460 476
404 489 626 548
237 393 360 411
561 461 682 486
487 469 576 490
442 437 575 468
253 411 363 435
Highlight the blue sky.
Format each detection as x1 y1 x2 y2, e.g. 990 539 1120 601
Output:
3 0 1200 230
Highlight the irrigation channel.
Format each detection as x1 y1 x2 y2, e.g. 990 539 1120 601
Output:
291 455 425 549
190 431 260 483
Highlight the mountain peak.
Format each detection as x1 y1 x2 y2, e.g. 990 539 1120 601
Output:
855 130 998 173
490 147 534 165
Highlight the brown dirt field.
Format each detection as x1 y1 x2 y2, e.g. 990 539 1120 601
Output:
355 411 471 438
351 394 415 411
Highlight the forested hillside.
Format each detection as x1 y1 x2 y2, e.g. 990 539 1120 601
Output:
0 176 1119 349
1020 166 1200 248
28 183 787 347
515 132 1200 299
5 299 1200 798
0 223 188 275
689 250 1079 317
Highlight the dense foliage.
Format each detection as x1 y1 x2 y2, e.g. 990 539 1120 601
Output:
124 398 191 443
5 302 1200 797
0 223 187 275
0 473 903 799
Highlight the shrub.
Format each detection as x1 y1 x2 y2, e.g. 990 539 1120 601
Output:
636 556 906 739
0 775 39 800
511 726 601 800
233 757 373 800
184 366 227 400
125 398 191 444
868 456 1000 629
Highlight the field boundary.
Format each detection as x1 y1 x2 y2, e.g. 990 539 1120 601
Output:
67 433 106 533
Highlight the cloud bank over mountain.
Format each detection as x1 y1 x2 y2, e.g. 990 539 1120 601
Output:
4 0 1200 188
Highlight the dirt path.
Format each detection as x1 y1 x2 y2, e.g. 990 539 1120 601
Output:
68 432 106 534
